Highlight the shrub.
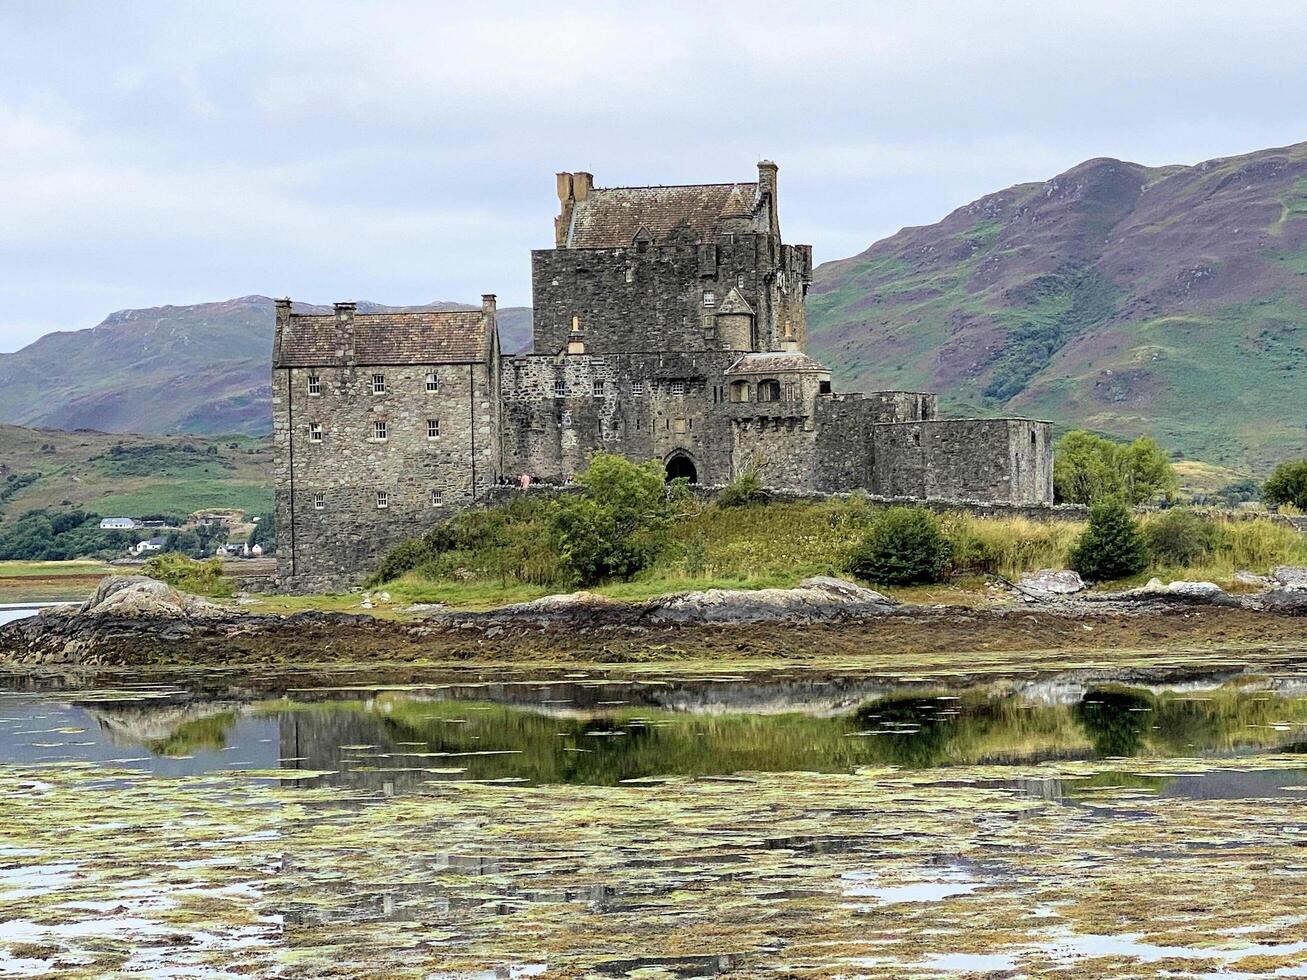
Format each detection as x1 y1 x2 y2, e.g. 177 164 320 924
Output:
1264 459 1307 511
846 506 951 585
143 553 232 597
1068 500 1147 581
717 467 770 508
1053 430 1177 505
1143 509 1221 567
552 453 672 585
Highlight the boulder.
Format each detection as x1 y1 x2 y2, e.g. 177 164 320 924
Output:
1271 566 1307 590
1017 569 1085 597
1260 588 1307 615
647 577 897 625
1234 570 1272 588
78 576 226 620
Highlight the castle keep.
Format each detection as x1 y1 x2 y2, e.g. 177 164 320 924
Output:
273 162 1053 588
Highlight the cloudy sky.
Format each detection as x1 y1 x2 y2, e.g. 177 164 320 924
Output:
3 0 1307 352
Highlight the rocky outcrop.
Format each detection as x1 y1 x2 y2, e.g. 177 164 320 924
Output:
1272 566 1307 590
1016 569 1085 598
77 576 227 619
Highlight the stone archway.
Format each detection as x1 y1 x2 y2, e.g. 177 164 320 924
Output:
664 452 697 484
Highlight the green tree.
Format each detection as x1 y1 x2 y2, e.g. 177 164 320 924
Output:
1053 430 1176 505
1264 459 1307 511
551 453 672 585
1069 500 1148 581
846 506 951 585
1143 509 1221 567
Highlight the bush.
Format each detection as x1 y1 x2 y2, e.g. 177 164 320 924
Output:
1069 500 1147 581
717 467 770 508
1143 509 1221 567
1264 459 1307 511
552 454 672 585
1053 430 1177 505
846 507 951 585
143 553 232 597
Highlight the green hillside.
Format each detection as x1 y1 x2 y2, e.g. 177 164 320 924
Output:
0 424 272 524
808 143 1307 471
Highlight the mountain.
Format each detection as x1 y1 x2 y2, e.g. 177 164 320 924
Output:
0 297 533 436
807 141 1307 470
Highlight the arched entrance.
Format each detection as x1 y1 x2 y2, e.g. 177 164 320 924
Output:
665 453 697 484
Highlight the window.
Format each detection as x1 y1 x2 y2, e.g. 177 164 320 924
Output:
430 489 444 507
425 372 439 392
912 431 921 447
376 491 389 509
427 419 440 439
553 378 566 397
592 379 605 398
373 420 388 441
671 380 685 397
372 373 386 394
757 379 781 402
729 380 750 403
307 374 321 395
309 423 323 442
625 266 635 284
632 380 646 397
561 410 572 427
737 273 745 288
313 492 325 510
819 380 832 395
702 290 717 308
1031 431 1038 447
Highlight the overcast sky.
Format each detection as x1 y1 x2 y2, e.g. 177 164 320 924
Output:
3 1 1307 352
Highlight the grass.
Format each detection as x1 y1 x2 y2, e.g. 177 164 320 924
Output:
0 560 111 578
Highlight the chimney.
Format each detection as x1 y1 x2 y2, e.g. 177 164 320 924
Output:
334 301 357 366
573 172 593 201
757 160 779 236
567 314 586 355
273 297 292 364
481 293 497 316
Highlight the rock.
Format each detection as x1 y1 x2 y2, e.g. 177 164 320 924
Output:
1271 566 1307 590
1234 570 1271 588
1260 588 1307 615
1017 569 1085 597
647 577 897 625
78 576 226 620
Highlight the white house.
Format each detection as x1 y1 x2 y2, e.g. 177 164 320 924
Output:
131 537 166 556
99 518 137 530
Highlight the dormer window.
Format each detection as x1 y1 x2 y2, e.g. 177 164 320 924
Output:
372 373 386 394
702 290 717 308
426 372 439 392
307 374 321 395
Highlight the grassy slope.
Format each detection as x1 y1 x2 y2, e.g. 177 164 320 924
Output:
0 424 272 523
808 144 1307 472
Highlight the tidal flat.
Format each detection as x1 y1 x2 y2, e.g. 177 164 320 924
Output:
4 660 1307 977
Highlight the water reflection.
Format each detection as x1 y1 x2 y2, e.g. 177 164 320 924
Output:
4 672 1307 797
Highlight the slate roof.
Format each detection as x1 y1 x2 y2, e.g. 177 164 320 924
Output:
715 287 755 316
275 310 492 367
566 182 759 248
724 351 830 376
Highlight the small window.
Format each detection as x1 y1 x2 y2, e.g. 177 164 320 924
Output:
430 489 444 507
372 373 386 394
757 379 781 402
729 380 750 403
553 378 566 398
425 372 439 392
561 410 572 427
702 290 717 308
737 273 745 288
819 380 832 395
307 374 321 395
309 423 323 442
376 491 389 509
912 431 921 447
313 492 325 510
632 380 646 397
592 380 605 398
625 266 635 284
427 419 440 439
671 380 686 397
373 420 387 441
1031 431 1038 447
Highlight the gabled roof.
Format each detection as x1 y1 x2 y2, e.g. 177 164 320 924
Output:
725 351 831 376
275 310 493 367
566 182 759 248
715 287 755 316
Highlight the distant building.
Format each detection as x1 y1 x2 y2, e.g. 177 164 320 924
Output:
131 537 166 556
274 161 1054 590
99 518 137 530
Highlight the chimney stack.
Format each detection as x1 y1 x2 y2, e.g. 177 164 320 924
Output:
481 293 497 316
757 160 779 236
333 301 357 366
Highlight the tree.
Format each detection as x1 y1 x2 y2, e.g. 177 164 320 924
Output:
846 506 951 585
551 453 672 585
1264 459 1307 511
1143 509 1221 567
1053 430 1177 505
1069 500 1148 581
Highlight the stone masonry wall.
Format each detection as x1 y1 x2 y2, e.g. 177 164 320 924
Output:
274 361 499 590
870 419 1053 505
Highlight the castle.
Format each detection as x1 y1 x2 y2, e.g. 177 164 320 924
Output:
273 162 1053 589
